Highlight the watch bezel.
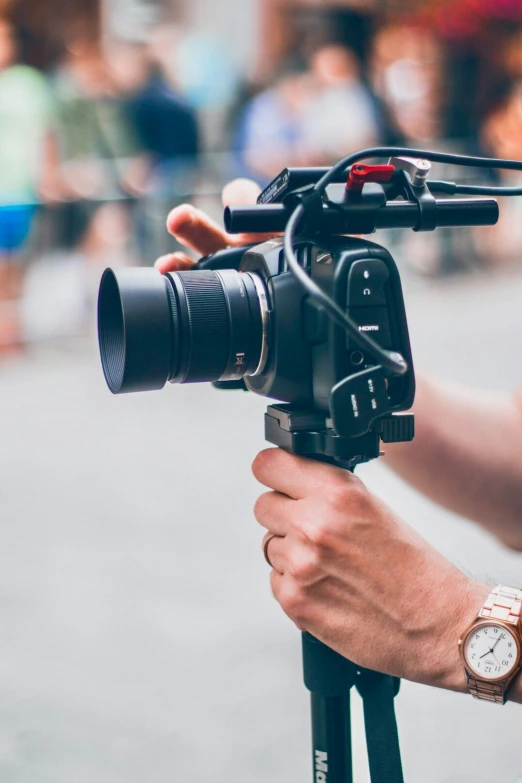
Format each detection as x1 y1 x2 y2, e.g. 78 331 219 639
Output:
459 619 521 683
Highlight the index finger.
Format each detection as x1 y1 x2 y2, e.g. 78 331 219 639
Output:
252 448 355 500
166 204 230 256
166 179 276 258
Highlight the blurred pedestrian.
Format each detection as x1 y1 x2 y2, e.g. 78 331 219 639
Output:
109 40 200 198
107 39 201 262
233 44 382 183
0 18 58 352
370 25 443 143
301 44 382 162
474 82 522 267
52 31 146 270
146 23 237 154
233 66 312 182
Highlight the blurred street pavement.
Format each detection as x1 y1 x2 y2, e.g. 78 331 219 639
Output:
1 267 522 783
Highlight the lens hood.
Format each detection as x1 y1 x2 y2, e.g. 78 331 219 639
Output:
98 267 173 394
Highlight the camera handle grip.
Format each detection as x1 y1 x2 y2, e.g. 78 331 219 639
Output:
263 405 404 781
302 456 403 783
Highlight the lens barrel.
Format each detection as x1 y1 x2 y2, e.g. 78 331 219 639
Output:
98 267 265 394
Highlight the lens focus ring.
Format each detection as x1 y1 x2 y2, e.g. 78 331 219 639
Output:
172 271 230 383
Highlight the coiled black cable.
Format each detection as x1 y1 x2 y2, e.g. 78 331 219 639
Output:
283 146 522 377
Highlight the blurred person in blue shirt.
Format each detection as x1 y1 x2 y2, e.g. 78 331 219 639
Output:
107 39 200 263
233 66 313 183
0 18 58 352
300 44 382 163
109 40 200 198
233 45 383 184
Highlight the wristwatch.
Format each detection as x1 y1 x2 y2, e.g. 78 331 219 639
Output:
459 585 522 703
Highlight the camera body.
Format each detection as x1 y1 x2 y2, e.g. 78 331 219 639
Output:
236 234 414 419
191 233 416 466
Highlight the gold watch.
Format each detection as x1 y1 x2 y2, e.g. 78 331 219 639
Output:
459 585 522 704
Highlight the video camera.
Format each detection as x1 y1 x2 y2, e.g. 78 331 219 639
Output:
97 147 501 467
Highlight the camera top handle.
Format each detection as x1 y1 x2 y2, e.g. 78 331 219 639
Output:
225 195 498 235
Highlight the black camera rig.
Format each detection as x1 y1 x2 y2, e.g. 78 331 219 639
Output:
97 146 522 783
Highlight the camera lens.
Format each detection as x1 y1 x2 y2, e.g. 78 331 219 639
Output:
98 267 267 394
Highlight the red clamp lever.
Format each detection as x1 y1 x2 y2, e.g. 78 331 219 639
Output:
346 164 395 193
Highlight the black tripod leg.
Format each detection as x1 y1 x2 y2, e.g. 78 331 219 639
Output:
357 670 404 783
310 693 352 783
302 633 358 783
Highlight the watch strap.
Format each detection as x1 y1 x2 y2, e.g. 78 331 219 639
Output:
478 585 522 625
466 675 506 704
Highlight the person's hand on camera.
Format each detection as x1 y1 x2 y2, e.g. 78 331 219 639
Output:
154 178 268 274
253 446 488 692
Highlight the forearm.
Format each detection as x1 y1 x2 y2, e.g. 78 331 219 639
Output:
384 373 522 549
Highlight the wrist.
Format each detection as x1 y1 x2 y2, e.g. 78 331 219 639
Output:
430 579 490 694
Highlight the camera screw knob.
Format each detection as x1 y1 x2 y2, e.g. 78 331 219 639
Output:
388 156 432 187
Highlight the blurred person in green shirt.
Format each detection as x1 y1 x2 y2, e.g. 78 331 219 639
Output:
0 18 58 352
51 32 149 271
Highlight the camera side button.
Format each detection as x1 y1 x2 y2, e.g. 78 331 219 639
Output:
347 258 389 307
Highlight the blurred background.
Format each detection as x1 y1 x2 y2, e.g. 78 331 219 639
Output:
1 0 522 781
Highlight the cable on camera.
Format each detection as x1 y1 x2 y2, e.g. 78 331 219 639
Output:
283 146 522 377
282 185 324 232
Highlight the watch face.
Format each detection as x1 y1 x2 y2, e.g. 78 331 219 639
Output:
464 623 519 680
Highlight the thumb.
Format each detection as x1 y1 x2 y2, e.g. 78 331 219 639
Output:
222 178 261 207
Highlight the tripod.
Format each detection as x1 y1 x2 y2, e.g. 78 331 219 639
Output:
265 404 413 783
